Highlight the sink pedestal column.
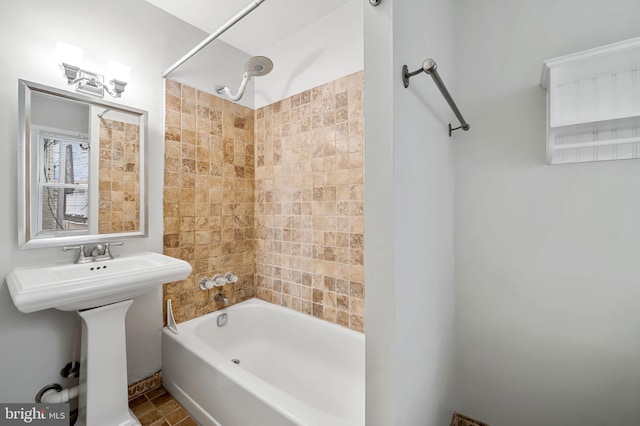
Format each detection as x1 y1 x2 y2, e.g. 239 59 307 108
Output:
76 299 140 426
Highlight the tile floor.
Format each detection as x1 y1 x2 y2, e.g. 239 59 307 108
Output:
128 385 485 426
129 386 197 426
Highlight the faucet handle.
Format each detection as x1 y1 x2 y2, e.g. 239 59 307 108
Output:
62 245 91 263
224 272 238 283
62 244 85 253
199 278 215 291
212 274 226 287
103 241 123 259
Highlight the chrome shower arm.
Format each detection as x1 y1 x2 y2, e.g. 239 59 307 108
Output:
216 72 250 101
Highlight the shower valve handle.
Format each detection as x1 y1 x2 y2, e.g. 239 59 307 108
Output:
224 272 238 284
199 278 215 291
213 274 226 287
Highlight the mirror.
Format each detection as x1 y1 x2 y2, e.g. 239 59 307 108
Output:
18 79 147 248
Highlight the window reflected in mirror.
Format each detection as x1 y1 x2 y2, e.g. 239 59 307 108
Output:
38 134 90 235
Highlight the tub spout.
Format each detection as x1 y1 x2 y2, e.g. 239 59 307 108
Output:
215 292 229 305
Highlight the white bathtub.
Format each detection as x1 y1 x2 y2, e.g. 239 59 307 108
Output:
162 298 365 426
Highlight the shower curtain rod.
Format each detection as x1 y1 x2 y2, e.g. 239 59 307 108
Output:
402 58 470 137
161 0 267 78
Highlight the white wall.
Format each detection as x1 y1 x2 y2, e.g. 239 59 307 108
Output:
254 0 363 108
0 0 247 402
364 0 395 422
365 0 456 423
454 0 640 424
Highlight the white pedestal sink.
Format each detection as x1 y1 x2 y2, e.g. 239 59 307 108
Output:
6 251 192 426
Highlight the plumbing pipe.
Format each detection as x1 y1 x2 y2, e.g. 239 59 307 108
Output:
216 73 250 101
71 321 80 374
40 385 79 404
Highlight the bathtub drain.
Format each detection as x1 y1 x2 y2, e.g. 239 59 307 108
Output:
231 359 240 365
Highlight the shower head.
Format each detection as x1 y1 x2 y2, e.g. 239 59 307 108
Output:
244 56 273 77
216 55 274 102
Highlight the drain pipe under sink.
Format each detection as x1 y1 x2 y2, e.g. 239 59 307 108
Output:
36 383 79 404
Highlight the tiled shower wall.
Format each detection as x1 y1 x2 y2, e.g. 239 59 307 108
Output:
163 72 364 331
163 80 255 323
254 72 365 331
98 118 140 234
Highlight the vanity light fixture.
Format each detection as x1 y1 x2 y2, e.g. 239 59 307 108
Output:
56 42 129 99
61 62 128 98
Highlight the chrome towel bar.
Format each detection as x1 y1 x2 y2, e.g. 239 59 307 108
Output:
403 58 470 137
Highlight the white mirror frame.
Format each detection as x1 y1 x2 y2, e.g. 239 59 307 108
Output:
18 79 148 249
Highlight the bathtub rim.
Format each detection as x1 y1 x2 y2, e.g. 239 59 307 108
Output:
167 297 365 340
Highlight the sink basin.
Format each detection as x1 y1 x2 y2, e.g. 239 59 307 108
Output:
6 251 192 313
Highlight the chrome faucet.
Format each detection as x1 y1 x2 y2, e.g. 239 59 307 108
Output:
214 292 229 305
63 242 124 263
199 272 235 305
91 244 106 257
91 242 123 261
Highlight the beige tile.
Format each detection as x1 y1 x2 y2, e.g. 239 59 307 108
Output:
165 73 363 330
163 79 255 323
128 385 197 426
137 409 162 426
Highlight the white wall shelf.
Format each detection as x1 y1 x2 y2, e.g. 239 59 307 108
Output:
541 37 640 164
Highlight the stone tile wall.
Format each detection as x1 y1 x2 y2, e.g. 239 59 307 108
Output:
162 80 255 323
162 72 364 331
254 71 365 331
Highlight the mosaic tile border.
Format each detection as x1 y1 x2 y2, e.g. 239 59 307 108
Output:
450 412 491 426
128 371 163 401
